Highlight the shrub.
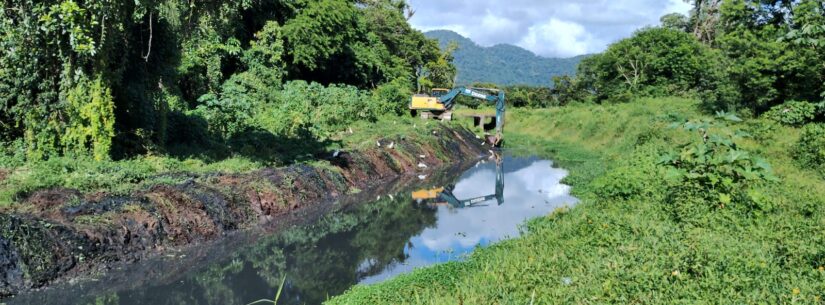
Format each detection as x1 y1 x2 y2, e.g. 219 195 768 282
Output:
372 78 414 115
794 123 825 170
763 101 818 126
255 81 391 139
659 117 776 215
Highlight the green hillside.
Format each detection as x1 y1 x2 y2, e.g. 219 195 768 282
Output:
425 30 586 86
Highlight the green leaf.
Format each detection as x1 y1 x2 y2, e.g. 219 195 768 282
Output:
719 193 732 205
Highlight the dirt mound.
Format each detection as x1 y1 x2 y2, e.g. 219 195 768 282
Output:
0 125 487 296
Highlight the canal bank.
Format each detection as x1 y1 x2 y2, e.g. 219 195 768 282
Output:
0 125 487 297
7 153 576 305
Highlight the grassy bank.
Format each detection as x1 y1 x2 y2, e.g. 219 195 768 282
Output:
328 97 825 304
0 115 447 206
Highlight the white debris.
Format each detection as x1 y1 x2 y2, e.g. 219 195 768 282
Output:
561 277 573 286
332 150 341 158
348 127 353 134
414 124 417 128
388 141 395 149
475 135 481 139
377 196 381 201
418 175 427 180
418 162 428 168
419 154 426 158
389 194 394 200
489 150 494 155
376 141 381 147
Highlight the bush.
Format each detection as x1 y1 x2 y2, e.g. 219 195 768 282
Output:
763 101 818 126
255 81 392 139
659 118 776 214
372 78 414 115
794 123 825 170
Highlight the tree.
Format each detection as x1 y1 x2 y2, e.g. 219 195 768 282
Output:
661 13 690 32
576 28 718 102
684 0 723 44
713 0 824 111
784 0 825 99
418 42 458 92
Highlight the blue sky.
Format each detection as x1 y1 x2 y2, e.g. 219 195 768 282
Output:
408 0 692 58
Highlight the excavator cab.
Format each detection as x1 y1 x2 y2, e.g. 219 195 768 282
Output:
431 88 450 98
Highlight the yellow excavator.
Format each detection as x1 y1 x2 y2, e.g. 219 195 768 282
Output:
410 87 506 146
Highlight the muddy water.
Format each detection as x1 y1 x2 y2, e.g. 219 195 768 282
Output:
7 153 577 305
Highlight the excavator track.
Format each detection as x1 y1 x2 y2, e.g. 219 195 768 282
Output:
420 111 452 121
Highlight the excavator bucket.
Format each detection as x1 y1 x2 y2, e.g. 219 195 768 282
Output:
485 134 502 147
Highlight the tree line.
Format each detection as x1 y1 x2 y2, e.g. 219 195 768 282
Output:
0 0 457 161
553 0 825 116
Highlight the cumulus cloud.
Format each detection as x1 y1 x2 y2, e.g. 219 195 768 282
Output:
519 18 602 57
408 0 692 57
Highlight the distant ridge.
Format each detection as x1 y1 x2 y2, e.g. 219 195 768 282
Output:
425 30 587 87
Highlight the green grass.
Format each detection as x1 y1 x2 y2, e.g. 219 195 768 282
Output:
328 97 825 304
0 115 452 205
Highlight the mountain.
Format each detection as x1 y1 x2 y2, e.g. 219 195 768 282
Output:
425 30 587 87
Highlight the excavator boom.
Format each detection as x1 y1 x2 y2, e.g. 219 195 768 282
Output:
409 86 506 146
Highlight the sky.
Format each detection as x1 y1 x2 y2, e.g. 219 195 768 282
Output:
408 0 692 58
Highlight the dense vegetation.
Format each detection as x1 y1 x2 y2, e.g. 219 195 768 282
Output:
0 0 456 163
0 0 463 203
331 0 825 303
425 30 586 87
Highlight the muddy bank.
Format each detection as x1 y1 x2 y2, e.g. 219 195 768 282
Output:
0 125 487 297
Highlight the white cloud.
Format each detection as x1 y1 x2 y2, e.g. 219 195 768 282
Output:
408 0 693 57
518 18 601 58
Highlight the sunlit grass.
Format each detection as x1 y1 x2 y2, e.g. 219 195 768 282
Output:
328 97 825 304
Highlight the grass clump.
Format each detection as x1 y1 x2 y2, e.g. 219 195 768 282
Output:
794 123 825 175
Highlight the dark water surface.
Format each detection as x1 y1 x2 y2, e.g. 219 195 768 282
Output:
8 153 577 305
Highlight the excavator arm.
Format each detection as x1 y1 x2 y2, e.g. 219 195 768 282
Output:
439 87 506 146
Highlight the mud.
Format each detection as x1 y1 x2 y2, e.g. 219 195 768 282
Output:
0 125 487 297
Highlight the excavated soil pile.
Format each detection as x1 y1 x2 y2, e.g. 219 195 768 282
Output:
0 125 487 296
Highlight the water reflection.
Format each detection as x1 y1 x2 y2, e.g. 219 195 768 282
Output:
412 153 504 209
360 154 576 284
8 153 576 305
